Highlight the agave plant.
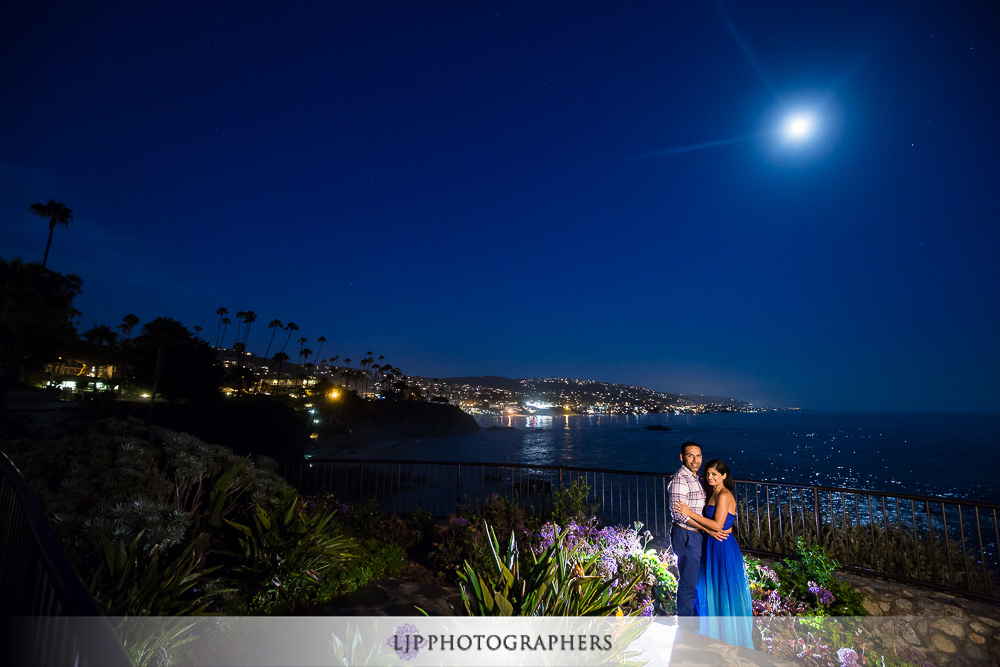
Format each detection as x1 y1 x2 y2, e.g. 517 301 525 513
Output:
457 523 642 616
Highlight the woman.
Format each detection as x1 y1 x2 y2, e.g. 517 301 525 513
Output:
672 459 754 649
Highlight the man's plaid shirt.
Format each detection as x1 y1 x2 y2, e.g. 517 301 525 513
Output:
668 465 705 527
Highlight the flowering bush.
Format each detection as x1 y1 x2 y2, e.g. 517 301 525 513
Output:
746 556 780 593
530 520 673 616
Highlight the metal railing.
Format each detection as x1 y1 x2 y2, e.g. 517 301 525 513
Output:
1 451 133 666
282 459 1000 602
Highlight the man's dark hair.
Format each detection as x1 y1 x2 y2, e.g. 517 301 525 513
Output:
680 441 701 456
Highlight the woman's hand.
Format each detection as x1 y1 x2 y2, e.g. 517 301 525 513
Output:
672 501 692 517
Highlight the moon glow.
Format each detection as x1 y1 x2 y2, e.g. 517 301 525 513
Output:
784 113 815 140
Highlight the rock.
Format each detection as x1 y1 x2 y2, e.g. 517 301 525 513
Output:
898 621 920 646
968 632 986 644
879 601 891 612
915 619 929 636
942 604 965 617
895 598 913 612
916 598 941 611
862 599 883 616
979 616 1000 627
930 633 957 653
969 621 989 635
964 645 988 662
931 618 965 638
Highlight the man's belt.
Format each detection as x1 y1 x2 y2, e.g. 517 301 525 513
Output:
673 522 699 532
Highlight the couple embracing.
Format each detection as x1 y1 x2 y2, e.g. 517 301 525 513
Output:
668 441 754 649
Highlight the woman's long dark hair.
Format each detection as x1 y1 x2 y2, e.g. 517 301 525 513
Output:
704 459 735 495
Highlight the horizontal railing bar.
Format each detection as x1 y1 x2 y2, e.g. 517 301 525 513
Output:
300 459 999 508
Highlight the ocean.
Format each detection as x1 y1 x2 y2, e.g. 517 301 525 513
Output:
324 412 1000 502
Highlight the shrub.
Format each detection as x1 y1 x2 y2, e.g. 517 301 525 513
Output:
774 538 867 617
432 495 535 578
552 478 600 525
216 495 355 614
317 540 407 601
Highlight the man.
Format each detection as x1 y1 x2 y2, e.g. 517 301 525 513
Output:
668 440 727 617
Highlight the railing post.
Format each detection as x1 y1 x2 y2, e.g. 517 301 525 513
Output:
813 488 821 546
456 463 462 513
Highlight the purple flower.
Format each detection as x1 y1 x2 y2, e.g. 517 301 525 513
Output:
337 504 353 515
808 581 836 605
837 647 859 667
448 515 468 528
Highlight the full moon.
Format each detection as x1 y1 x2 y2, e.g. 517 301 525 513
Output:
784 113 815 140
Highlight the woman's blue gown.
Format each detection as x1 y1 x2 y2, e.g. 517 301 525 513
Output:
695 505 754 649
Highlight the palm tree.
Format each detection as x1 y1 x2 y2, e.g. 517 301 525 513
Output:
265 351 290 393
232 311 246 348
214 307 228 347
193 325 203 339
278 322 298 354
313 336 327 365
299 348 313 384
84 324 118 347
341 358 351 388
118 313 140 345
220 317 232 345
240 310 257 348
263 319 283 359
29 200 73 268
297 336 308 360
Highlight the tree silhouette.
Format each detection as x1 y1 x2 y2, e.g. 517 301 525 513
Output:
214 307 228 348
84 324 118 347
0 259 81 403
233 311 246 348
278 322 298 354
313 336 327 365
263 319 283 359
220 317 232 345
118 313 140 345
29 199 73 268
83 324 118 380
240 310 257 348
132 317 221 403
265 351 290 393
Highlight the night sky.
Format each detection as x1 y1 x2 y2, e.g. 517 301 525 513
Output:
2 2 998 412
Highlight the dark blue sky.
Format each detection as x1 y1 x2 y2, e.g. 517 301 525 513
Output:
3 2 998 412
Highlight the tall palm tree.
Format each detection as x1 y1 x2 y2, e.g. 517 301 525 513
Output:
263 319 283 359
29 199 73 268
118 313 140 345
299 348 313 384
193 325 203 339
262 351 290 394
232 311 246 348
297 336 308 359
313 336 327 365
341 358 352 389
278 322 298 354
220 317 232 345
214 307 228 348
240 310 257 348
